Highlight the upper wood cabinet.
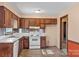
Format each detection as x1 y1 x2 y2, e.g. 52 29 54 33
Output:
12 14 19 28
4 8 12 27
45 18 57 24
25 19 29 28
20 18 25 28
20 18 29 28
35 19 40 26
19 18 57 29
40 19 45 29
0 6 12 28
0 6 19 28
29 18 36 26
40 19 45 24
29 18 40 26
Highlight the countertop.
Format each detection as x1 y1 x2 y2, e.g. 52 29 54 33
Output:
0 33 46 43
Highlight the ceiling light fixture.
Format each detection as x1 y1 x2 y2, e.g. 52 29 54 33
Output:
34 9 41 13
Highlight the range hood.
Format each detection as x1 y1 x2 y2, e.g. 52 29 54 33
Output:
29 26 40 29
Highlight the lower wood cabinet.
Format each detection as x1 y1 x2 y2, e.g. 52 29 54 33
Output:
0 40 19 57
19 37 29 54
0 36 29 57
19 37 23 53
23 37 29 49
0 43 13 57
40 36 46 48
0 36 46 57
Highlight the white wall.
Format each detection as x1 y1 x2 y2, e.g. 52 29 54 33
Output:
45 25 57 47
57 3 79 49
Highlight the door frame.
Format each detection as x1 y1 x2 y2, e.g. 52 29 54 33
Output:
60 15 68 51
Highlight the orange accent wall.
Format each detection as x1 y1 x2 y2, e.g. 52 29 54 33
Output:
68 40 79 57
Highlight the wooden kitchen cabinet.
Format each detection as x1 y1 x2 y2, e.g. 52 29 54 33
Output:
29 18 40 26
51 19 57 24
19 18 57 28
0 6 19 28
45 19 51 24
20 18 25 28
40 19 45 24
12 13 19 28
20 18 29 28
16 19 20 28
0 6 12 28
35 19 40 26
23 37 29 49
19 37 29 52
40 36 46 48
4 8 12 27
45 18 57 25
29 19 36 26
0 6 5 27
19 37 24 53
40 19 45 29
0 43 13 57
25 19 29 28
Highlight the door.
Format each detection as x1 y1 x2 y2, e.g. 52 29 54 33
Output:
60 15 68 53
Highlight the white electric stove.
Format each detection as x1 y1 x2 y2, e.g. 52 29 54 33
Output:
29 28 40 49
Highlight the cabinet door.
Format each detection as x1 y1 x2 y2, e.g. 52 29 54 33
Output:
19 37 29 53
25 19 29 28
23 37 29 49
45 19 57 24
51 19 57 24
35 19 40 26
0 43 13 57
12 14 19 28
0 6 5 28
20 18 25 28
9 11 13 27
29 19 35 26
40 19 45 28
4 8 10 27
4 8 12 28
40 37 46 48
17 18 20 28
45 19 51 24
40 19 45 24
19 38 23 54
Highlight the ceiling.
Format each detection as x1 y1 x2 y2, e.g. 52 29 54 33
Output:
4 2 77 18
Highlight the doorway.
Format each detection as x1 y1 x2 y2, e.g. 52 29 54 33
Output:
60 15 68 55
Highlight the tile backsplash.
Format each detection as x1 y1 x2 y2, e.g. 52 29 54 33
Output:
0 28 13 36
0 28 45 36
0 28 5 36
19 28 29 33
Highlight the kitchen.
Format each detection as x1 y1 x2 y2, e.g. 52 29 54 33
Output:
0 2 78 57
0 4 57 56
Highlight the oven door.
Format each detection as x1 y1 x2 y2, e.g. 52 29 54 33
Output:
29 38 40 46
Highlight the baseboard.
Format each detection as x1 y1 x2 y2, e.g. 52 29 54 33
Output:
46 46 57 48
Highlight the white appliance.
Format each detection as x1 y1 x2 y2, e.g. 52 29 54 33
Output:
29 29 40 49
13 40 19 57
29 26 40 29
